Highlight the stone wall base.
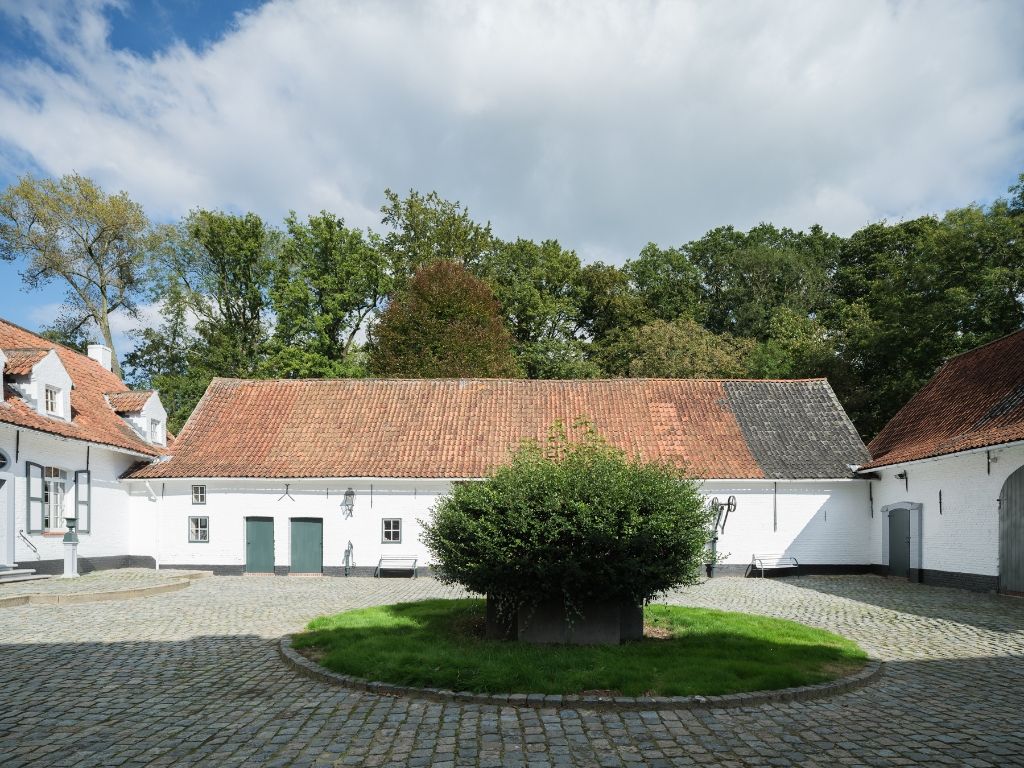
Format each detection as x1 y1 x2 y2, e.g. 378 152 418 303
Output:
870 564 998 592
158 564 432 578
20 555 155 576
710 563 875 578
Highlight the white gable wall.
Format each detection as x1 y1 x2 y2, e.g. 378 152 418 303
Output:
868 442 1024 588
8 350 73 420
0 423 142 569
121 394 169 447
701 480 871 568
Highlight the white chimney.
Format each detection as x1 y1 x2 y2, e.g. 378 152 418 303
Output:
87 344 113 372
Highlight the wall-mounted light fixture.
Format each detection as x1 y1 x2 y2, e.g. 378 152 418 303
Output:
895 471 908 491
341 488 355 519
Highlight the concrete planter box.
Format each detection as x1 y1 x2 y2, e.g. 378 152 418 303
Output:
486 596 643 645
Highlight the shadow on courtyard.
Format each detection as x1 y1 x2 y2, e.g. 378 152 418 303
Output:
777 573 1024 633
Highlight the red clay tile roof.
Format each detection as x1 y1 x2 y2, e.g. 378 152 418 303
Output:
3 348 50 376
0 319 163 457
127 377 866 480
106 390 154 413
864 329 1024 469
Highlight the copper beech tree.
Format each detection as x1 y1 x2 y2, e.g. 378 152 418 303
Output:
368 260 521 378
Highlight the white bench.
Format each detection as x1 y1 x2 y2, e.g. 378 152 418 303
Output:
374 556 418 578
750 554 800 578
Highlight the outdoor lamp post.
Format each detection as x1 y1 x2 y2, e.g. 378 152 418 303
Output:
62 516 79 579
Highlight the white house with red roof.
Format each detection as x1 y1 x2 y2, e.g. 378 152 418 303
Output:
1 316 878 580
0 319 167 580
8 313 1023 594
119 376 873 577
858 329 1024 593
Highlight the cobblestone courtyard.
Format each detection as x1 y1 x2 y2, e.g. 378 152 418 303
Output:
2 574 1023 767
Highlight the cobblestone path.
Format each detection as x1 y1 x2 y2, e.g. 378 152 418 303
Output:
2 574 1023 767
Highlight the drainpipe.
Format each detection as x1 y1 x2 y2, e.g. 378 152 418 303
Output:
144 482 161 571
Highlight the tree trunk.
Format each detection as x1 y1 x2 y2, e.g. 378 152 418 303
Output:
98 313 122 378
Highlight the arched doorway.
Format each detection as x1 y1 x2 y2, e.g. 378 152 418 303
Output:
1000 464 1024 595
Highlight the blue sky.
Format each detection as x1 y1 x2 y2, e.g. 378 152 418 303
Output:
0 1 264 334
0 0 1022 352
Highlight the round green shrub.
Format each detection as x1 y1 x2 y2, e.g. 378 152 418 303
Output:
422 422 715 615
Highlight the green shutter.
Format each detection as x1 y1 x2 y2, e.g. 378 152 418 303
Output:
25 462 44 533
75 470 91 534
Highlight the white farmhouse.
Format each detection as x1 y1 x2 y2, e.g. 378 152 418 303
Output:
859 329 1024 593
0 319 167 579
121 376 872 576
7 314 1022 594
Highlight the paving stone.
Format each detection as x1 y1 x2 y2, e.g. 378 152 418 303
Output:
2 574 1024 766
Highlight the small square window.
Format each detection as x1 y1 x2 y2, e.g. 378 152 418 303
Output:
192 485 206 505
382 518 401 543
45 386 59 415
189 516 209 543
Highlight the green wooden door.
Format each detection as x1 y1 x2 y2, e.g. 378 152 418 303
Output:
290 518 323 574
888 508 910 579
245 517 275 573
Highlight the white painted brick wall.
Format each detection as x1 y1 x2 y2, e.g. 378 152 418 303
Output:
125 477 872 570
128 478 450 570
0 423 139 565
869 444 1024 576
702 480 871 565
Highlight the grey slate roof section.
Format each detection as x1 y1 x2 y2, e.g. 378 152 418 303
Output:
724 380 869 479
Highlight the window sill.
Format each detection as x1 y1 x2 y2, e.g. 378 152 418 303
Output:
41 531 66 537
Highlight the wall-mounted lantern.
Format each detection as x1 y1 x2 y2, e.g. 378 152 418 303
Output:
895 471 908 491
341 488 355 519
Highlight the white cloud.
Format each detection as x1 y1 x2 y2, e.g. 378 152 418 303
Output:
0 0 1021 263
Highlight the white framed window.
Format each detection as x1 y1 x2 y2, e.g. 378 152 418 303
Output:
149 419 162 443
44 386 59 415
43 466 67 530
192 485 206 505
189 516 209 543
382 518 401 543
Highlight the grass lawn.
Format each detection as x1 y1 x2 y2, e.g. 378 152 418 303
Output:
291 599 867 696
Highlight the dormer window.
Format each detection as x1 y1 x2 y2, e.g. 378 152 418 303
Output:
45 386 60 416
149 419 162 443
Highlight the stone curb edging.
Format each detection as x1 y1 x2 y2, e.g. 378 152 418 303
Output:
0 571 212 609
278 635 883 711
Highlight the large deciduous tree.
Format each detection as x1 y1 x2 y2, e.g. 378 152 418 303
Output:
127 210 277 426
598 318 756 379
380 188 495 279
828 187 1024 437
0 174 150 376
479 238 599 378
368 260 521 378
155 209 277 378
687 223 838 340
264 212 385 378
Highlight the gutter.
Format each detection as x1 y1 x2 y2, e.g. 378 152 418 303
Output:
0 422 158 461
856 437 1024 473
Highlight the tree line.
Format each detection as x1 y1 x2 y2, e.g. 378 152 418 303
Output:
2 173 1022 439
